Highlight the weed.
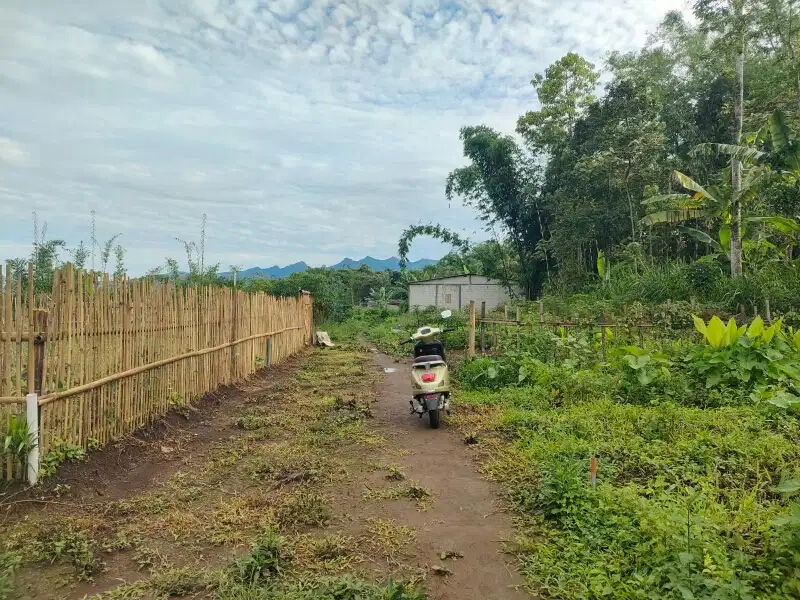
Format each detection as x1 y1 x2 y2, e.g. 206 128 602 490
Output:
2 414 36 478
40 440 87 478
30 526 100 580
385 465 406 481
0 552 21 600
364 518 415 564
232 528 290 585
133 546 166 572
235 407 278 431
363 481 432 508
150 565 207 596
274 488 330 529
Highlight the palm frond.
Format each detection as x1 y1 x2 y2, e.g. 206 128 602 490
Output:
671 171 718 203
676 225 724 253
692 143 766 165
746 216 800 233
641 209 704 227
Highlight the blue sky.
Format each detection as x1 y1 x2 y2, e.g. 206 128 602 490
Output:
0 0 686 275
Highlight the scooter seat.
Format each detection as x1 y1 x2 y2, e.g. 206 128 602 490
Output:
413 355 444 364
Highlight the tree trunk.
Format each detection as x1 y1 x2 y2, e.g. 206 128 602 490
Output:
730 47 745 278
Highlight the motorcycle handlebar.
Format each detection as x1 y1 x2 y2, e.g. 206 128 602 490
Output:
443 327 457 333
400 339 414 345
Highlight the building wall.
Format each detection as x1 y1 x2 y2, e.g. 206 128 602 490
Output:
409 278 524 310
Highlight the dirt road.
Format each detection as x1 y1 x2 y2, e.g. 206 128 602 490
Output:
1 348 527 599
358 352 526 600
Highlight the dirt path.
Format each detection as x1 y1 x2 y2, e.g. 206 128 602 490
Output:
1 348 527 600
354 352 526 600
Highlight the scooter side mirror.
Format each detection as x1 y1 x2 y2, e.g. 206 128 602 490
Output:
391 327 403 333
440 310 452 319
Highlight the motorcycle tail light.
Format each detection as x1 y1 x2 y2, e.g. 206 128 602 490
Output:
421 373 436 383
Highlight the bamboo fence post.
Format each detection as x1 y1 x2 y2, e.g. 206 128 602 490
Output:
515 306 521 350
467 301 476 357
539 301 544 325
3 264 12 480
765 298 771 323
480 301 486 356
15 271 22 399
492 323 497 351
33 310 47 394
27 264 35 394
230 288 237 382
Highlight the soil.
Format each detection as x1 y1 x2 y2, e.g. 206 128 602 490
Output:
2 348 528 599
356 352 527 600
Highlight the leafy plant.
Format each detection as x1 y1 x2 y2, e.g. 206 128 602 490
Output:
2 413 36 463
613 345 672 387
231 528 290 585
40 440 88 478
688 315 800 389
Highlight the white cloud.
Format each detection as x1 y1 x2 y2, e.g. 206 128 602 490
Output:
0 0 688 274
0 138 33 167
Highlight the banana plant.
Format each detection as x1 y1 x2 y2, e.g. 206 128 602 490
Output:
642 169 798 262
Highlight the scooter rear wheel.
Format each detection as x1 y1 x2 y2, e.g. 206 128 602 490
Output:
428 408 441 429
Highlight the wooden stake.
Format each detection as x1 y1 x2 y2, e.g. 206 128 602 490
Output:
599 311 607 362
468 301 476 357
480 301 486 356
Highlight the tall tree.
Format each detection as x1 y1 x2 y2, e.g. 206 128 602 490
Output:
516 53 600 154
446 126 544 296
694 0 755 277
756 0 800 114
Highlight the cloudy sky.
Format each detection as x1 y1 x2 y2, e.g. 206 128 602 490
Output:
0 0 686 275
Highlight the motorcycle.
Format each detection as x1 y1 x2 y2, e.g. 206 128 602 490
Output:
400 310 455 429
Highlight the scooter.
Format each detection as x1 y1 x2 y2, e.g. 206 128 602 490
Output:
400 310 455 429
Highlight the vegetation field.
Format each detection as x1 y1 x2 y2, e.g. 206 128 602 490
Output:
339 301 800 600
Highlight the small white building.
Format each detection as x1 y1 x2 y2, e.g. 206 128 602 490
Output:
408 275 524 311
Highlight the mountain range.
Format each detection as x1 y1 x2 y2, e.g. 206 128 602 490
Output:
220 256 438 280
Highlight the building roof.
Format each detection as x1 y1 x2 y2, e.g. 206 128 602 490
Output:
408 274 519 285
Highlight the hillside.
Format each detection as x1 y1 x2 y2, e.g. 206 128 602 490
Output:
221 255 437 279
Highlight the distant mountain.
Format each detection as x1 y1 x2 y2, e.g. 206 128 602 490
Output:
220 256 437 280
331 256 437 272
235 262 309 280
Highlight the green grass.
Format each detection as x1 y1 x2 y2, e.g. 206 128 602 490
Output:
454 383 800 600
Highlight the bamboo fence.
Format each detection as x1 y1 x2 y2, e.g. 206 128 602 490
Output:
1 263 313 480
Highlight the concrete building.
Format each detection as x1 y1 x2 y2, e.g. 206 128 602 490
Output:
408 275 524 311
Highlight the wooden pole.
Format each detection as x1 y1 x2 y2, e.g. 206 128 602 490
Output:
765 298 771 323
230 288 237 381
468 301 476 357
515 306 521 350
26 263 35 394
599 311 607 362
480 301 486 356
539 301 544 325
491 323 497 351
32 310 48 395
